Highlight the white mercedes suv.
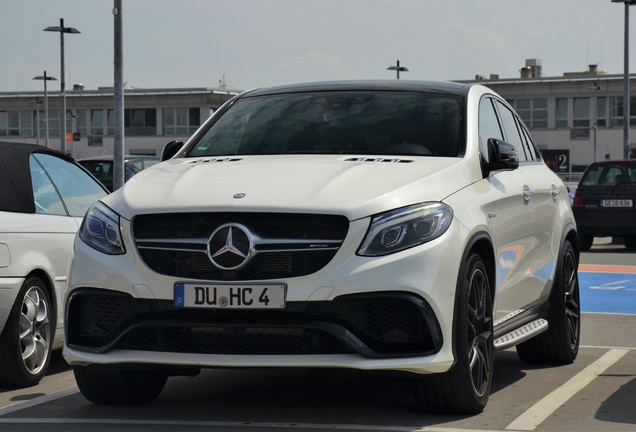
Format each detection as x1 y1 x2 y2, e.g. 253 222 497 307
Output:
64 81 580 414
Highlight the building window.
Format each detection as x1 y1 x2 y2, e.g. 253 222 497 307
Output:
511 98 547 129
77 110 87 139
124 108 157 136
163 107 200 135
0 110 35 137
610 96 636 127
48 110 60 138
107 109 114 135
556 98 568 129
91 109 104 136
0 111 7 136
596 97 607 128
571 98 590 139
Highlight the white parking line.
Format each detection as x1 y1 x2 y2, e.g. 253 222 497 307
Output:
504 348 629 431
0 387 78 417
0 346 632 432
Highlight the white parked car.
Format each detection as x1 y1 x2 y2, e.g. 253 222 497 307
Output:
64 81 580 413
0 142 107 387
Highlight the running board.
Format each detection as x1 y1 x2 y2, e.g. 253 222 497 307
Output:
494 319 549 350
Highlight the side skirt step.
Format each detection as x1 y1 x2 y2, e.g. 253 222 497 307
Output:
494 318 548 350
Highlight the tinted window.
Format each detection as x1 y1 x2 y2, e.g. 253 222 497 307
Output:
80 160 112 184
478 98 504 162
189 92 462 157
518 120 539 161
32 154 106 217
581 163 636 186
495 100 528 161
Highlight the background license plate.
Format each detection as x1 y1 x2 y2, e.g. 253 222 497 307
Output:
175 283 286 309
601 199 633 208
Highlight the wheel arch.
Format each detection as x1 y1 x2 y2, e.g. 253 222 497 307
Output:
24 269 58 336
449 231 496 363
463 231 496 302
562 223 581 260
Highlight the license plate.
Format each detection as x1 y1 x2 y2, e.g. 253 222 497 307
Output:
174 283 286 309
601 199 633 208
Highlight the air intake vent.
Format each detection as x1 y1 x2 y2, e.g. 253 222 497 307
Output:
187 157 243 164
344 157 413 164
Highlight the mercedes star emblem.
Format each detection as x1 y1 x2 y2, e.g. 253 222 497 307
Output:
207 223 253 270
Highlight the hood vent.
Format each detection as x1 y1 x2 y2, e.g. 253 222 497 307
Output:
187 157 243 165
345 157 413 164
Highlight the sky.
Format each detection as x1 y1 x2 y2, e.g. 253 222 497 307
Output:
1 0 634 93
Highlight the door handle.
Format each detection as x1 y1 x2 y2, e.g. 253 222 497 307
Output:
551 184 560 201
523 185 533 202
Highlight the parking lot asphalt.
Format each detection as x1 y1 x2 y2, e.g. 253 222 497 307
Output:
0 238 634 432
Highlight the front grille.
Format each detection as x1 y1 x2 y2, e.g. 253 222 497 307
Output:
67 290 442 358
133 212 349 281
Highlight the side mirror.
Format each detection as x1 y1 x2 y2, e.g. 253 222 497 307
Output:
161 140 184 161
483 138 519 174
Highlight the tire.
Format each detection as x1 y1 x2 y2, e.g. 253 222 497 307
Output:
0 276 53 387
516 240 580 364
580 234 593 252
413 253 493 414
73 366 168 404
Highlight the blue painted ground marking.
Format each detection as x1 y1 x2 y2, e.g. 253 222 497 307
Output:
579 272 636 314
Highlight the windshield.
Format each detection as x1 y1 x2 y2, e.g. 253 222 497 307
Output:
188 91 462 158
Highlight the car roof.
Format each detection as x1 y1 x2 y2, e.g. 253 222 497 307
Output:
587 160 636 167
0 141 75 213
242 80 471 98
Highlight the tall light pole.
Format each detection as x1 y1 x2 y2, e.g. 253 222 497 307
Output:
612 0 636 159
387 60 409 79
32 72 57 148
44 18 80 154
113 0 125 191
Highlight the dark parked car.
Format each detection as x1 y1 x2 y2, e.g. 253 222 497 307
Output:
78 155 159 191
573 160 636 251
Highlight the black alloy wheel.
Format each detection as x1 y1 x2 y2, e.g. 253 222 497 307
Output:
413 252 493 414
517 239 580 364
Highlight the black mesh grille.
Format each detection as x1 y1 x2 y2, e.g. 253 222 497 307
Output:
132 212 349 281
118 325 354 355
138 249 336 281
134 212 348 240
67 291 442 357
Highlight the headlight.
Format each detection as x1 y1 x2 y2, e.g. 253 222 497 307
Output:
79 202 125 255
357 202 453 256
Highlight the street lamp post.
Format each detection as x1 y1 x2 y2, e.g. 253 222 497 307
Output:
612 0 636 159
44 18 80 154
387 60 409 79
32 72 58 148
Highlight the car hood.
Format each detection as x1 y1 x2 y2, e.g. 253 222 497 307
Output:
104 155 477 220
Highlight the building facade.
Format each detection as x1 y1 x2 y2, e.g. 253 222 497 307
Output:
1 68 635 171
0 86 239 159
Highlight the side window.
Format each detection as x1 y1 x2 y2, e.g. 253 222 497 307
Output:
494 100 529 162
30 156 67 215
33 154 107 217
518 121 539 161
478 98 504 162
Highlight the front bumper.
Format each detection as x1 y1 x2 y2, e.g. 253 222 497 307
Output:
64 217 467 375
